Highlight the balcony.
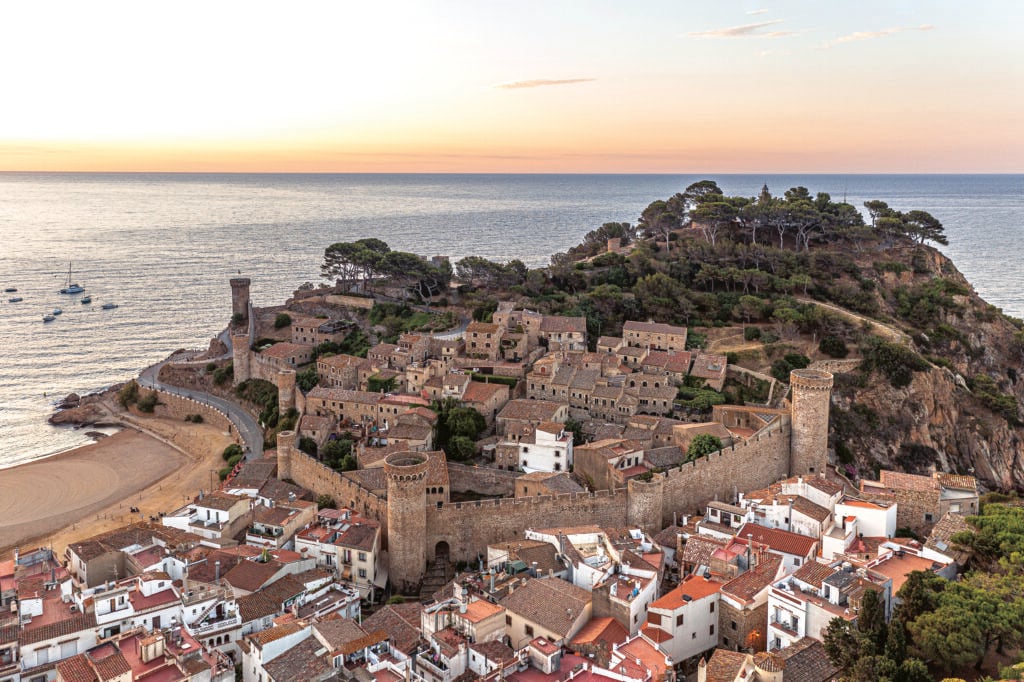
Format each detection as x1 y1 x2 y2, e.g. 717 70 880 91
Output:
416 651 451 681
770 618 801 637
187 612 242 636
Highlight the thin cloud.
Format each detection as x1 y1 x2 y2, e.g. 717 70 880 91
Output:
689 19 787 38
494 78 595 90
747 9 769 15
828 24 936 46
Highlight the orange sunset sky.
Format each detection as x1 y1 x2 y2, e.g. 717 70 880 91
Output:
2 1 1021 173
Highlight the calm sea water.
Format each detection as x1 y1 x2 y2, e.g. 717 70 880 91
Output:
0 173 1021 467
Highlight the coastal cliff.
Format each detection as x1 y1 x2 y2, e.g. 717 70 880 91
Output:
829 247 1024 492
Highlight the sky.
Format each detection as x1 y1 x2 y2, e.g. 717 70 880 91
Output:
2 1 1021 173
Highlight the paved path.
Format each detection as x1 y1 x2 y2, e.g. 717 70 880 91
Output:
139 359 264 460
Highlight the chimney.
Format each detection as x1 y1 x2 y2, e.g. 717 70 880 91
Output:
673 511 677 527
745 534 753 572
531 562 539 577
215 561 221 583
489 570 495 592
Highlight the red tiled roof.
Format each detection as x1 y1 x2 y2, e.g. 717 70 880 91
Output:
721 555 783 603
650 575 721 610
571 617 629 648
736 523 817 558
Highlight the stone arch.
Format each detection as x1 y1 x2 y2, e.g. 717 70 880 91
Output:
434 541 451 562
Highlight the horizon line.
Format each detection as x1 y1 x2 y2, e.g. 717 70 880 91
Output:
1 170 1021 176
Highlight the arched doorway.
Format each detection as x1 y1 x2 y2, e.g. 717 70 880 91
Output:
434 541 450 563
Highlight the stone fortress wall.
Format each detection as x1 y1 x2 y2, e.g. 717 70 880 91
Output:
237 278 833 580
150 389 236 435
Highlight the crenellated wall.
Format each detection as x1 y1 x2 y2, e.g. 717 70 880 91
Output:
425 489 629 564
661 421 791 527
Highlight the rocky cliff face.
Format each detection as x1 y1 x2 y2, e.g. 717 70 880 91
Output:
830 246 1024 492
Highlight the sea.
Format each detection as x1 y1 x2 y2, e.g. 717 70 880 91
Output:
0 173 1021 469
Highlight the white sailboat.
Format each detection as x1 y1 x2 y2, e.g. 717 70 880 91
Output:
59 263 85 294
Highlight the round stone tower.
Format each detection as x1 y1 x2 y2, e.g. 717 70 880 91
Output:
627 475 664 534
276 430 296 481
384 452 429 594
278 369 296 414
231 332 251 386
789 369 834 477
230 277 251 324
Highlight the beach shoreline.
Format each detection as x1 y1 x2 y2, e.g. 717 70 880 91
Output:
0 409 237 561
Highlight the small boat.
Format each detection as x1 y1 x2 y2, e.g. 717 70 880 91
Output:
52 307 63 316
81 295 92 304
59 262 85 295
43 314 55 322
101 303 118 310
8 296 22 302
4 287 16 293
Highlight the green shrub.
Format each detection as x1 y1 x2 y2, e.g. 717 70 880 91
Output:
227 453 243 468
118 380 140 407
299 436 318 456
744 327 761 341
218 466 233 481
819 336 849 358
212 363 233 386
860 336 930 388
296 367 319 392
687 433 723 461
205 362 217 372
136 391 159 413
274 313 292 329
222 443 244 461
231 312 245 325
184 414 204 423
316 494 337 509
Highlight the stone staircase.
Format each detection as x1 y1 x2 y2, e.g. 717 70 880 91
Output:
419 556 454 600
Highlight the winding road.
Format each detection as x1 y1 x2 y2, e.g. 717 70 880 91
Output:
138 353 264 461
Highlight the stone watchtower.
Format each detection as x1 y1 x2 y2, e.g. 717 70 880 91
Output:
277 430 296 481
789 369 834 476
278 369 296 414
384 452 429 594
627 476 664 534
230 277 251 325
231 332 252 386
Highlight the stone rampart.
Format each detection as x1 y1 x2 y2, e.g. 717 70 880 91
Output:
446 463 517 496
662 421 791 526
808 358 862 374
288 450 386 524
425 489 628 564
150 390 235 434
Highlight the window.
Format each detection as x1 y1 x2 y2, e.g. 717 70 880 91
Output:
525 625 534 636
731 620 737 630
358 552 367 562
506 615 512 626
723 637 730 647
924 513 934 522
676 614 684 627
794 558 801 566
950 503 961 513
358 568 367 579
709 602 715 613
710 624 715 636
633 614 638 623
691 633 696 640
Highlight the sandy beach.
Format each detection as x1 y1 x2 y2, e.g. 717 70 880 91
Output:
0 412 237 561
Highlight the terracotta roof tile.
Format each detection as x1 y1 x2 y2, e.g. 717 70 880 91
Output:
703 648 749 682
56 654 98 682
736 523 817 558
570 617 629 647
721 555 782 603
778 636 841 681
263 636 331 681
498 578 590 638
650 575 721 610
